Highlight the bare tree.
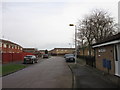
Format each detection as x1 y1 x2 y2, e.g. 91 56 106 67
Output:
88 10 117 42
77 9 118 56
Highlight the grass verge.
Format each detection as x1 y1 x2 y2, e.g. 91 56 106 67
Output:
1 64 26 76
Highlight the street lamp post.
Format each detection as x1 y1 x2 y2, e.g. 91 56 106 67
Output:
69 43 72 48
69 24 77 64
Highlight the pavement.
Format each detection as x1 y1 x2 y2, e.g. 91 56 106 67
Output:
2 56 72 88
68 58 119 88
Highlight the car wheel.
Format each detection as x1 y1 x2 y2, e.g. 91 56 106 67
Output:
23 61 26 64
32 60 34 64
73 59 75 62
35 60 38 63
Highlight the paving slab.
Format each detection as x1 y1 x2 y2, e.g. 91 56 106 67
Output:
68 59 118 88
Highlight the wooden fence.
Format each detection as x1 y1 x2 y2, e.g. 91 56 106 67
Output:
2 52 34 64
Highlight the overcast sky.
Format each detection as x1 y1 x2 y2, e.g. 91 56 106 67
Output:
1 0 119 50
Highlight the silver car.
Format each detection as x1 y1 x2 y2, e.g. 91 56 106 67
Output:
64 54 75 62
24 55 38 64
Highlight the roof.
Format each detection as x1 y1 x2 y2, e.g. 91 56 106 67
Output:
54 48 75 50
92 33 120 48
0 39 23 48
23 48 37 50
49 48 75 52
39 50 45 52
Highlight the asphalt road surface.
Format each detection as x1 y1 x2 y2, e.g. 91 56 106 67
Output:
2 56 72 88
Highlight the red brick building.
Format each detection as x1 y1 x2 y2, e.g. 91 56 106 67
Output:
23 48 41 57
0 39 23 53
50 48 75 55
0 39 37 63
23 48 37 53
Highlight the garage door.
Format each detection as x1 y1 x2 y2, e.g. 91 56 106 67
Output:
115 43 120 77
118 44 120 76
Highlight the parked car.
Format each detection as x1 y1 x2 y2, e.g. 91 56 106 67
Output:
24 55 38 64
43 54 49 58
64 54 75 62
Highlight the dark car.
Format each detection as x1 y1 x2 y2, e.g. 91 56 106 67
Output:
24 55 38 64
43 54 49 58
64 54 75 62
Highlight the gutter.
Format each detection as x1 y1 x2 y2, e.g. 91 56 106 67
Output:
67 64 76 89
93 40 120 48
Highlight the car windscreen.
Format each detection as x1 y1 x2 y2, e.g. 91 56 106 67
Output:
25 56 33 58
44 54 48 56
65 54 74 57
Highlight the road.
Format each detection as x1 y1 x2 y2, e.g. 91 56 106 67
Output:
2 56 72 88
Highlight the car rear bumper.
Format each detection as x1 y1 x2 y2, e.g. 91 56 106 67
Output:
66 58 75 62
43 56 48 58
24 59 33 64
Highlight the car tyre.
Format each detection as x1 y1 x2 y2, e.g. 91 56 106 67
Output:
23 61 26 64
35 60 38 63
32 60 35 64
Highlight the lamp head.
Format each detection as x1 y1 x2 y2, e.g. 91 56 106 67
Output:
69 24 74 26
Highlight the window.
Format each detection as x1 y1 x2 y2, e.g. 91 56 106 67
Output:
12 46 14 49
61 49 63 51
20 48 22 50
9 45 11 48
14 45 16 49
16 46 17 49
115 45 118 61
3 44 7 48
0 42 2 47
88 51 89 55
18 46 19 49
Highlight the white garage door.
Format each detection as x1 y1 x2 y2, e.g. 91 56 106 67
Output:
115 43 120 77
118 44 120 76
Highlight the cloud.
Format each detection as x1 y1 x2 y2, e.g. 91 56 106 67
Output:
2 2 75 49
2 0 119 50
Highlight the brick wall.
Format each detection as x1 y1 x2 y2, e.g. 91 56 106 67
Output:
50 48 75 55
79 48 94 56
95 45 115 75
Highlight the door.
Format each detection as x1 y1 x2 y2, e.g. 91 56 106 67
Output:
118 44 120 76
115 43 120 76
